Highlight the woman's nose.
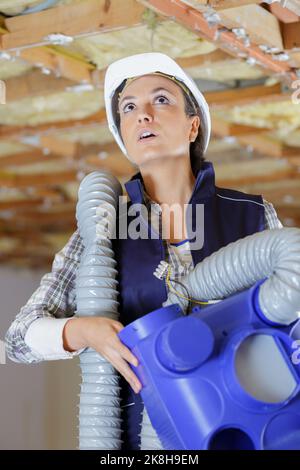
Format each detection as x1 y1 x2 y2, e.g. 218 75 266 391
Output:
137 105 153 123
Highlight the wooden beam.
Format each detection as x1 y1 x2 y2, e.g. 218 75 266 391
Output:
176 49 231 68
0 148 63 167
0 253 54 268
282 21 300 49
0 170 78 188
0 199 43 211
236 134 300 158
39 136 79 159
281 0 300 16
204 83 282 107
5 68 76 102
275 205 300 219
0 109 107 139
269 3 299 23
211 116 269 137
180 1 261 11
19 46 95 84
0 224 75 235
252 184 300 207
138 0 297 81
217 4 283 50
208 1 261 9
86 150 135 177
1 0 145 50
217 167 297 187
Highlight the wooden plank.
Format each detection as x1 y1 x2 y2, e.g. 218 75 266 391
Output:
204 83 282 107
210 1 261 9
0 149 62 167
275 205 300 219
0 170 78 188
5 68 76 102
180 1 261 11
39 136 78 159
282 0 300 16
11 50 234 100
176 50 231 68
217 4 284 50
0 109 107 139
0 224 75 235
211 117 269 137
282 21 300 49
269 3 299 23
19 46 94 84
0 199 43 211
137 0 297 81
236 134 300 158
217 167 297 187
1 0 145 50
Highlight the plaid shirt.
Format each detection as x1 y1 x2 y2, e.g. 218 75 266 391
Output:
5 192 282 364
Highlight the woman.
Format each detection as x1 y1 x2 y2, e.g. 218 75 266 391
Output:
5 52 282 450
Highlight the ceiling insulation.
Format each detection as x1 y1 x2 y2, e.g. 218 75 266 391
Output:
0 0 299 268
0 140 32 156
214 100 300 134
0 89 103 125
56 124 113 145
67 20 217 68
0 57 32 80
188 59 265 82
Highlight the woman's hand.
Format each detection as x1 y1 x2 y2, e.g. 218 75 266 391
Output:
63 317 142 394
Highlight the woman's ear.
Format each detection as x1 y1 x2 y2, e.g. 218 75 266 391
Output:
189 115 200 143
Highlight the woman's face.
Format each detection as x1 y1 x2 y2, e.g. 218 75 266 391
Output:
117 74 200 167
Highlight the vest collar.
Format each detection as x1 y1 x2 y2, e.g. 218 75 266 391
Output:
124 161 216 205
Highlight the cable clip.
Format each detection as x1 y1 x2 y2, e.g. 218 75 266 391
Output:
153 260 171 280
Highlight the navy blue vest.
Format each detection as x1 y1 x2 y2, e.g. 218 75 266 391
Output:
112 161 265 450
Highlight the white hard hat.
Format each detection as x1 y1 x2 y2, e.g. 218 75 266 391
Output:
104 52 211 159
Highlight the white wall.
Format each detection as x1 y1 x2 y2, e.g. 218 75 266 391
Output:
0 266 79 450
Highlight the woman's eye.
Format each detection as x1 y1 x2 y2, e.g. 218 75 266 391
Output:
123 103 135 113
155 95 169 104
122 95 169 113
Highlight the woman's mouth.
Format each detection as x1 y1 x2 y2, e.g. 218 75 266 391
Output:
138 134 158 143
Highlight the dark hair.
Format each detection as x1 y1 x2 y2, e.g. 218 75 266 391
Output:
111 76 206 176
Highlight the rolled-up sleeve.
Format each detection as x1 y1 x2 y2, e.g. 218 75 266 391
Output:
263 199 283 229
5 229 85 364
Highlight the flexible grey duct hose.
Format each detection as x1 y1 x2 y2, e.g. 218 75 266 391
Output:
75 171 162 450
163 228 300 326
75 171 123 450
140 407 164 450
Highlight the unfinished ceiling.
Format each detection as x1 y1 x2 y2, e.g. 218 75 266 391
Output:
0 0 299 268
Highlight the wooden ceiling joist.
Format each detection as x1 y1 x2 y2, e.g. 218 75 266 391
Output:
0 169 78 188
217 167 298 188
236 134 300 159
5 68 76 102
0 0 146 51
269 3 299 23
0 199 43 211
0 109 107 139
0 148 63 167
211 117 269 137
216 4 283 50
204 83 283 107
138 0 298 82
